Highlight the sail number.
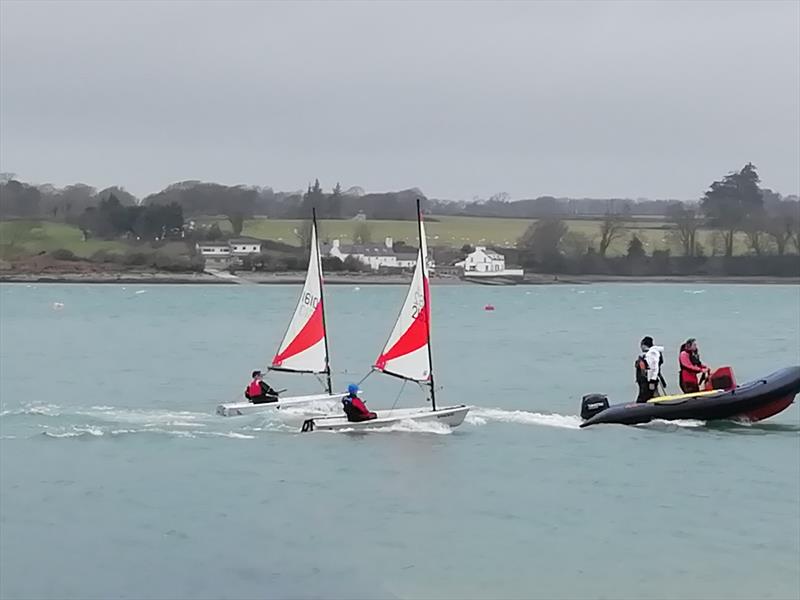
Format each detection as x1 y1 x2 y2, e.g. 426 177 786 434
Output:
411 290 424 318
303 292 319 308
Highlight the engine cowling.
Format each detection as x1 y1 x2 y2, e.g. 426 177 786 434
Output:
581 394 609 420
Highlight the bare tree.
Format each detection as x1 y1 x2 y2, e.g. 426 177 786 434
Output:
764 216 792 256
598 213 625 257
743 215 768 256
294 220 312 247
763 202 799 256
709 231 726 256
489 192 510 203
666 202 701 257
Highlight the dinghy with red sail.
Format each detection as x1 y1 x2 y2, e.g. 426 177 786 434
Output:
217 210 340 416
301 200 469 432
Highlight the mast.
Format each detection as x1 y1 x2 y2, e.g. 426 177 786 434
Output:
417 198 436 411
313 207 333 395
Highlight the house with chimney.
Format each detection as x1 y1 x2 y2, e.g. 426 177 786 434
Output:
454 246 524 283
322 237 432 271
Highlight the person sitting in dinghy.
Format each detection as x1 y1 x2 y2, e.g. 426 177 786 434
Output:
636 336 666 402
678 338 711 393
342 384 377 422
245 371 279 404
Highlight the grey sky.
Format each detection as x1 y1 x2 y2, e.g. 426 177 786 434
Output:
1 1 798 200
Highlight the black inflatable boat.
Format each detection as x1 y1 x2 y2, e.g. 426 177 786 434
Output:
580 366 800 428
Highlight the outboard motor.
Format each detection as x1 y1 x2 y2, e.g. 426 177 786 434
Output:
581 394 609 420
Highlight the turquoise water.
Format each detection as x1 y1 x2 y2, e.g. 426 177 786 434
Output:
1 283 799 600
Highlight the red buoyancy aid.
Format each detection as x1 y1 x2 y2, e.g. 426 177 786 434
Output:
342 395 370 416
350 397 370 415
247 380 263 398
679 350 705 384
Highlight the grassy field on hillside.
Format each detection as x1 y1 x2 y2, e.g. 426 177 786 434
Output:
0 221 127 258
0 221 186 259
1 216 760 259
221 215 752 256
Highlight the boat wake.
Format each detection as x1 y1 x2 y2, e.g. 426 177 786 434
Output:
703 419 800 435
2 402 260 441
466 407 582 430
1 403 215 424
40 427 256 440
6 402 793 440
636 419 707 431
77 405 215 426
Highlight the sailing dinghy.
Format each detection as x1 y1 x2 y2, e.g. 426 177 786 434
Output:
300 200 469 432
217 211 340 416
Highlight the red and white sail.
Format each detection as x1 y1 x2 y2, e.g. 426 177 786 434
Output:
374 212 432 382
271 222 328 373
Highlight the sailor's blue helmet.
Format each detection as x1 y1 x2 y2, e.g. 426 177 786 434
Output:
347 384 359 395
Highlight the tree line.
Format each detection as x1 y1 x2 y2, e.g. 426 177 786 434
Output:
78 194 184 241
512 164 799 275
6 171 796 226
1 165 798 258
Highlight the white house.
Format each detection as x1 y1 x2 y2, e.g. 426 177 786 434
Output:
196 241 232 257
324 237 430 271
456 246 505 273
228 238 263 256
196 238 263 267
455 246 524 281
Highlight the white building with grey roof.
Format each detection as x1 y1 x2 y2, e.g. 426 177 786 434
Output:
322 237 432 271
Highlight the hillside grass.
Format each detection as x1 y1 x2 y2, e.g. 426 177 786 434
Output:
0 221 186 259
216 215 753 256
1 216 760 259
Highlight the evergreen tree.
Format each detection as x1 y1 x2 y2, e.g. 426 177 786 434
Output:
302 178 326 216
626 235 646 259
701 163 764 257
329 182 343 219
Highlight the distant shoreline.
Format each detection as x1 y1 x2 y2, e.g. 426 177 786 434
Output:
1 272 797 285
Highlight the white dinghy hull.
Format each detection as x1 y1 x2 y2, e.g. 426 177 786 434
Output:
300 404 469 432
216 394 340 417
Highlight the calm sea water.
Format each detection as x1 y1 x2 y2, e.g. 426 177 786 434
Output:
1 283 799 600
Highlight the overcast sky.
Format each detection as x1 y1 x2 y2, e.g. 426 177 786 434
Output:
1 1 798 200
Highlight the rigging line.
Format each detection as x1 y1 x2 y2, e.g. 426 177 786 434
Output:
356 369 375 387
390 379 407 411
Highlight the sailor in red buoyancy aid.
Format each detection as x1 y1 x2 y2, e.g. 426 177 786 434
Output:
342 384 377 422
244 370 279 404
678 338 710 394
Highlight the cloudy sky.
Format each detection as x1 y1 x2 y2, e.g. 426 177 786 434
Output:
1 1 797 200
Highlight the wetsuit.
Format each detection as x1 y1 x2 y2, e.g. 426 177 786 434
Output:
245 380 279 404
342 394 377 422
679 349 707 394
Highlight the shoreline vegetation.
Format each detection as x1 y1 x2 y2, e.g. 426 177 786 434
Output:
2 164 798 283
